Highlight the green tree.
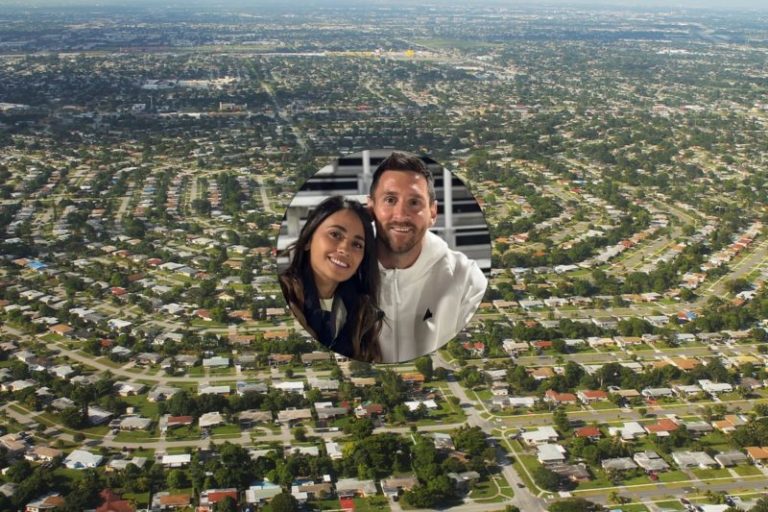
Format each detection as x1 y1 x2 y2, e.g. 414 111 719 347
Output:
414 356 434 382
270 493 299 512
167 469 188 490
532 466 561 491
548 497 605 512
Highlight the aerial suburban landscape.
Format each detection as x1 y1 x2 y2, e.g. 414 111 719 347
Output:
2 1 768 511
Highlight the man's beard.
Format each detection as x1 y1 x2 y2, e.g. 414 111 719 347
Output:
377 221 423 255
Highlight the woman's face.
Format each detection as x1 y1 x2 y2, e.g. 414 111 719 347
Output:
308 209 366 297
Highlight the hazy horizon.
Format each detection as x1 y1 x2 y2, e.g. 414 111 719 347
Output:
0 0 767 11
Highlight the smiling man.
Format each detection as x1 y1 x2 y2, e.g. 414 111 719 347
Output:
368 152 488 362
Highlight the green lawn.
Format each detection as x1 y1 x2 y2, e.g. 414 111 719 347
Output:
590 401 619 410
468 479 499 500
414 400 466 426
658 471 689 483
165 426 200 441
733 465 762 477
212 424 242 437
122 492 150 507
114 430 159 442
187 366 205 377
654 500 685 510
691 468 732 480
122 394 159 418
613 504 649 512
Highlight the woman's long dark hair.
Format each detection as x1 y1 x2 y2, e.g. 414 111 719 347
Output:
280 195 382 362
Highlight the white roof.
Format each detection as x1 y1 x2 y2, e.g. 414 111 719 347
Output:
64 450 103 469
404 400 438 412
537 443 566 461
273 381 305 391
162 454 192 465
521 426 558 444
325 440 343 460
199 412 225 428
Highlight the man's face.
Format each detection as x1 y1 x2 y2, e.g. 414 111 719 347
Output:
369 170 437 265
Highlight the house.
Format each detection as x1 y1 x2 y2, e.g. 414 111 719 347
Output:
537 443 567 465
64 450 103 469
119 416 153 431
268 353 293 366
114 382 146 397
574 426 601 441
577 390 608 404
715 450 748 468
334 478 377 498
166 416 194 429
202 356 230 368
672 451 717 469
601 457 638 472
746 446 768 463
633 451 669 473
272 381 305 394
107 457 147 472
199 412 225 429
277 408 313 425
0 433 28 456
505 396 537 408
292 481 333 500
150 492 192 510
671 357 701 371
502 340 529 355
641 387 674 399
447 471 481 492
520 426 559 446
544 390 578 405
198 488 238 512
607 422 646 441
308 378 340 392
238 410 272 427
547 463 591 483
713 415 748 433
27 446 63 462
95 489 134 512
325 440 343 460
529 367 555 380
674 384 703 397
198 385 230 396
161 454 192 468
148 385 180 402
699 379 733 395
24 492 65 512
301 352 331 365
380 476 418 498
244 482 282 505
683 420 714 437
432 433 455 451
404 400 438 412
644 418 679 436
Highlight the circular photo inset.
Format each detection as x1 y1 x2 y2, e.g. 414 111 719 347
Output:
276 150 490 363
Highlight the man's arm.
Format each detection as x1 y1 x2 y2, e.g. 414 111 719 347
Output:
457 260 488 332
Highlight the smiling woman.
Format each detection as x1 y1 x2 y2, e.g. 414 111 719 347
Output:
278 196 384 362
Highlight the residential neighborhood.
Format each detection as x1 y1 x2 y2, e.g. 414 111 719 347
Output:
3 2 768 512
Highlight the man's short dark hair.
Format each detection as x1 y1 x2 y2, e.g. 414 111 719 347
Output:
370 152 436 204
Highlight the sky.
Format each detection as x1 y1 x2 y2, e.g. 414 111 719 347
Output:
0 0 766 9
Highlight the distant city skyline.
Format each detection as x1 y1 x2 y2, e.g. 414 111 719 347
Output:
1 0 767 11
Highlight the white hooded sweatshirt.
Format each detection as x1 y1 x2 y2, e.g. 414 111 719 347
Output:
377 231 487 363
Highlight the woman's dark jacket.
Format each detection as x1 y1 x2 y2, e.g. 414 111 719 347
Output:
278 272 383 361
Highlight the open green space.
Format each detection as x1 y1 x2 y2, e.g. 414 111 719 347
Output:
114 429 159 442
653 500 685 510
122 394 160 418
733 465 762 477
